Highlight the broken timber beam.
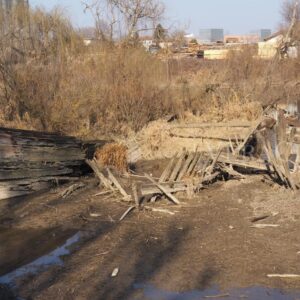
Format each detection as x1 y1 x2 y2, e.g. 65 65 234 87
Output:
235 117 264 154
85 159 114 190
177 152 195 181
169 133 244 142
217 154 268 171
107 168 131 200
144 174 181 205
141 182 187 196
169 152 186 182
159 154 177 183
170 122 252 129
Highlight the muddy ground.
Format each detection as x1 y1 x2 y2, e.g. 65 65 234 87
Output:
1 161 300 300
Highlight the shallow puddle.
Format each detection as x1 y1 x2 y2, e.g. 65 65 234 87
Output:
134 283 300 300
0 231 81 286
0 226 79 276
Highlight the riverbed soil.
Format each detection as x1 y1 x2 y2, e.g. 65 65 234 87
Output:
1 163 300 300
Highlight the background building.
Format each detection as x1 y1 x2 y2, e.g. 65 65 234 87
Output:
224 34 260 44
199 29 224 44
259 29 272 40
250 29 272 41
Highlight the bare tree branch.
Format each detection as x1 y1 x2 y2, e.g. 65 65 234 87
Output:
82 0 164 41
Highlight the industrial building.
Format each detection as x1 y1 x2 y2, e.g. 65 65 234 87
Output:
224 34 260 44
199 29 224 44
259 29 272 41
250 29 272 41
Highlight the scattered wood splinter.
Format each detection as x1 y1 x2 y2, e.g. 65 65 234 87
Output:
251 224 280 228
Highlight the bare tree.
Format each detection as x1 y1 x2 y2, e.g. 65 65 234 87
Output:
170 30 187 50
111 0 164 38
153 23 166 43
281 0 300 39
280 0 300 57
82 0 117 41
82 0 164 41
282 0 300 24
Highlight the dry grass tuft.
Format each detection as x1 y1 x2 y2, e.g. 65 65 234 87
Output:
95 143 128 172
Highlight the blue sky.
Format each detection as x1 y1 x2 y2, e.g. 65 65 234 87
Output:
30 0 283 34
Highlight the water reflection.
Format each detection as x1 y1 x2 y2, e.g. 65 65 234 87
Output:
0 232 81 286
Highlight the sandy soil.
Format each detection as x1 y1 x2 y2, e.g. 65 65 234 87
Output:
1 165 300 299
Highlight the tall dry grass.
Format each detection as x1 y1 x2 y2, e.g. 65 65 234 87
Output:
0 5 176 137
49 46 175 137
0 5 83 130
1 4 300 139
175 46 300 122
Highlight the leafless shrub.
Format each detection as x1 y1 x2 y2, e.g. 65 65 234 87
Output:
82 0 165 42
282 0 300 24
49 46 176 137
0 4 176 135
0 4 83 129
178 45 300 121
2 2 300 139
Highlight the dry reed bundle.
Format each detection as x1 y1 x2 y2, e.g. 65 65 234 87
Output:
95 143 128 172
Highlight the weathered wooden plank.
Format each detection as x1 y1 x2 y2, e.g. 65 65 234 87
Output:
159 155 177 183
193 153 207 176
219 164 246 179
187 152 202 175
107 168 131 199
0 136 80 147
0 166 73 180
169 132 244 141
0 160 83 168
177 152 195 181
141 185 187 196
0 127 79 140
131 182 140 207
0 127 98 200
0 146 85 163
169 152 186 182
0 179 55 200
199 158 212 180
171 122 252 129
217 154 268 171
201 172 221 183
144 174 181 205
206 148 223 176
235 117 264 154
85 159 114 190
265 137 286 180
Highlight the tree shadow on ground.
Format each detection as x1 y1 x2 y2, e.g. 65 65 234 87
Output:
89 224 219 300
16 220 117 299
0 284 16 300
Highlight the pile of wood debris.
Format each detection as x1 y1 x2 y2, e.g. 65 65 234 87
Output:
0 127 105 200
87 106 300 219
1 105 299 212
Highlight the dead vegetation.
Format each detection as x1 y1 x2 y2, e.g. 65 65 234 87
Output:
0 2 300 142
84 103 300 226
2 2 300 299
0 3 176 137
95 143 128 172
177 47 300 122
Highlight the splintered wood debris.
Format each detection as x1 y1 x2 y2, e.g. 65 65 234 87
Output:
86 105 300 220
